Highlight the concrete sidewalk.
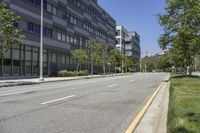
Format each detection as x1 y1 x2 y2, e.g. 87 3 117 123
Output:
134 76 170 133
0 73 132 88
192 72 200 76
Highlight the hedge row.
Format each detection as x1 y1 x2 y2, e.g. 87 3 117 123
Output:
56 70 88 77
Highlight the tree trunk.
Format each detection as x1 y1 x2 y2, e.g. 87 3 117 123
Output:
103 64 106 75
76 63 80 72
91 60 93 76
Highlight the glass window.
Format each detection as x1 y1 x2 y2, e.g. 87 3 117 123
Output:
3 49 11 59
62 34 66 42
51 53 56 63
74 18 77 25
70 16 74 24
33 51 39 61
66 35 70 43
35 0 41 6
65 56 69 64
43 53 47 62
53 7 57 15
47 3 52 13
74 38 77 45
70 36 74 43
12 49 20 60
62 55 65 64
25 46 32 61
27 22 34 32
79 37 83 46
57 32 62 40
35 24 40 33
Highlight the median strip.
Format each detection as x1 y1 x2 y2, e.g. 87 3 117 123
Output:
41 95 76 105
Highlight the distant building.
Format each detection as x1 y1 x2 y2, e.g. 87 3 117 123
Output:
116 26 141 60
116 26 141 71
116 26 129 54
125 32 141 61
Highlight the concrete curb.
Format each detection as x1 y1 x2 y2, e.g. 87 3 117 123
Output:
0 73 132 88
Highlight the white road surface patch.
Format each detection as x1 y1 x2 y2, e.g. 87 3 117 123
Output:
41 95 76 105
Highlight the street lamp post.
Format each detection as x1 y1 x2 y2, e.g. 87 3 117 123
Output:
39 0 44 81
140 58 142 72
145 51 148 72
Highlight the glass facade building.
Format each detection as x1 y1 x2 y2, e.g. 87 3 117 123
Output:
0 0 116 77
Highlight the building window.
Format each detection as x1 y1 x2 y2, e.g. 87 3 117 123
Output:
62 34 66 42
52 6 57 15
44 27 52 38
57 33 62 41
66 35 70 43
27 22 34 32
47 3 52 13
62 55 65 64
27 22 52 38
51 53 56 63
29 0 41 6
3 48 11 75
70 36 74 44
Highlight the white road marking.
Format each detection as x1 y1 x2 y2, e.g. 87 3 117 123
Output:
129 79 135 82
41 95 75 105
107 84 118 88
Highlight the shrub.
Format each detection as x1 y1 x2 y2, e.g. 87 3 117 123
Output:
57 70 68 77
56 70 88 77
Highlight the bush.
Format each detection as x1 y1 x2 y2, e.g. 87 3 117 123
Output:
56 70 88 77
57 70 68 77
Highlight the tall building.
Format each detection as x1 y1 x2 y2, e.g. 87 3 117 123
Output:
116 25 129 54
0 0 116 77
116 26 141 60
116 26 141 71
125 32 141 61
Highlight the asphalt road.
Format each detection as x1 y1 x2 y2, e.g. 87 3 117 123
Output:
0 73 168 133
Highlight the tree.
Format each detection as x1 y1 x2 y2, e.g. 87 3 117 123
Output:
108 49 122 73
72 48 88 72
125 56 134 72
157 0 200 75
0 0 24 57
84 40 103 76
98 44 108 75
157 54 173 72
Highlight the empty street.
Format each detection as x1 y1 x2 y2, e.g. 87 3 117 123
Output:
0 73 167 133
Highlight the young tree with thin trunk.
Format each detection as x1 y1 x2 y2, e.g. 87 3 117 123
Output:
84 40 103 76
72 48 88 72
0 0 24 57
108 49 122 73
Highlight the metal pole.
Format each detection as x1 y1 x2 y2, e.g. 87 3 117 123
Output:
140 58 142 72
39 0 44 81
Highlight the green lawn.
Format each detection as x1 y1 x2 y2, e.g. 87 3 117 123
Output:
168 75 200 133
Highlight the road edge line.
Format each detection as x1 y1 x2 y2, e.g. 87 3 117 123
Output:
125 75 169 133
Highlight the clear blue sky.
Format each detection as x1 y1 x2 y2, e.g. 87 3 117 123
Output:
98 0 166 57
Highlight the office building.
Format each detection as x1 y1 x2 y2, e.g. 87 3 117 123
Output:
116 25 129 54
116 26 141 71
0 0 116 77
125 32 141 60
